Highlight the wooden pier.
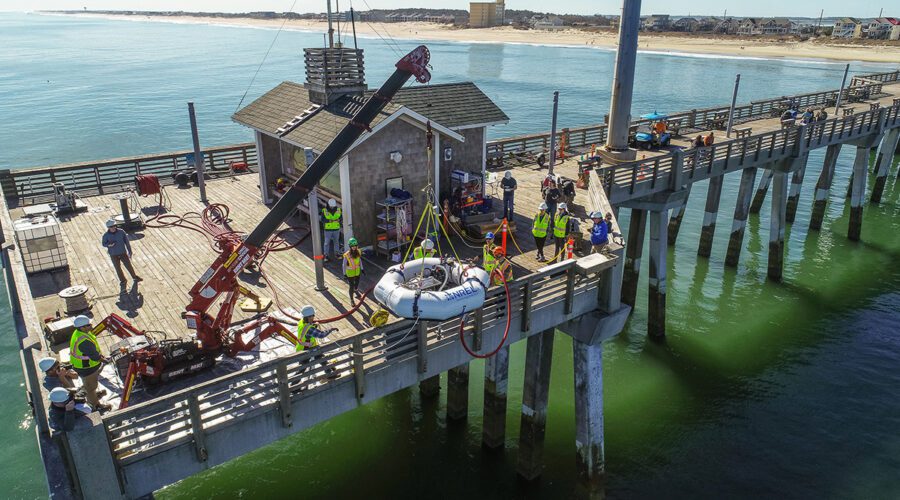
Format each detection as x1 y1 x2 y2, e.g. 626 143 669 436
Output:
4 69 900 499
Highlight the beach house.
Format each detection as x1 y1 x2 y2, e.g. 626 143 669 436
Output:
832 17 862 38
640 14 670 31
469 0 505 28
866 17 900 40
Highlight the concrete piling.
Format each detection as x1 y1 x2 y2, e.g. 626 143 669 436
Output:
725 167 758 267
621 208 647 308
447 363 470 421
749 169 773 214
872 128 900 203
647 210 668 338
848 146 870 241
482 345 510 449
768 170 788 282
667 185 691 246
785 154 810 223
697 176 724 258
517 329 555 480
419 374 441 398
809 144 843 231
573 340 605 490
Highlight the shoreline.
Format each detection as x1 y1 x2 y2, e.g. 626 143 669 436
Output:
39 12 900 65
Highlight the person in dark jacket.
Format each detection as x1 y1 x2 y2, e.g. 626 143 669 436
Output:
500 171 517 220
589 212 609 254
542 177 562 222
102 219 142 288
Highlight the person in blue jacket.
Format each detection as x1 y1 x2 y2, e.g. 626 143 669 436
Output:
589 212 609 254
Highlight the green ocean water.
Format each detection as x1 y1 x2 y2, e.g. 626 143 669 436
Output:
2 12 899 499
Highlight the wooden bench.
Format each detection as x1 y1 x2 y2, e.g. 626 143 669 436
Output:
733 126 752 139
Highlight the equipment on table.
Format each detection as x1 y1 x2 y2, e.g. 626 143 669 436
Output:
83 45 433 408
632 112 672 150
51 182 87 214
374 257 489 321
449 169 488 220
14 215 68 274
44 316 77 346
59 285 90 314
111 192 144 229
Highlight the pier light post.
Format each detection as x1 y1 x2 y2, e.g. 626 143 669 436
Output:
834 63 849 113
725 74 741 138
188 102 208 204
548 91 559 175
604 0 641 160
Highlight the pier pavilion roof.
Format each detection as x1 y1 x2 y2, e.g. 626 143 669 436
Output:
233 81 508 153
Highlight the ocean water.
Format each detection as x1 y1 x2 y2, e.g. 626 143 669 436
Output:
2 12 900 498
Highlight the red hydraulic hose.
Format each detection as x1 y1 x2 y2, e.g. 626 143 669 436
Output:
459 269 511 359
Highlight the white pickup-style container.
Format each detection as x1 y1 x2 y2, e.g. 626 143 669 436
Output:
14 215 68 274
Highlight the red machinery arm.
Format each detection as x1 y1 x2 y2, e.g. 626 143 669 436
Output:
184 46 431 351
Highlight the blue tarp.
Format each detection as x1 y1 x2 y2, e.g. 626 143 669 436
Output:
640 112 669 120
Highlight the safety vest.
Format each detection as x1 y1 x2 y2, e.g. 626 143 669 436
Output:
483 244 497 273
343 251 361 278
553 213 570 238
412 246 436 260
493 258 512 286
295 319 319 352
69 328 100 370
532 212 550 238
322 208 341 231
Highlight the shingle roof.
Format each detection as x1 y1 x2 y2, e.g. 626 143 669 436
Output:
233 81 508 152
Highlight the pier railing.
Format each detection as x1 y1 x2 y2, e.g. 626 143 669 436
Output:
100 256 612 496
601 101 900 204
851 69 900 87
0 143 257 206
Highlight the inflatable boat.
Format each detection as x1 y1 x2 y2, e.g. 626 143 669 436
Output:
373 258 490 321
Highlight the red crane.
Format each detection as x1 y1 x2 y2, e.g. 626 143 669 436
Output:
93 46 432 409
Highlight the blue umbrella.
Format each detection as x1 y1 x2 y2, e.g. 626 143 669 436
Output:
640 111 669 120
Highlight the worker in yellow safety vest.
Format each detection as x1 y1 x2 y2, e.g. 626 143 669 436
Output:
492 247 513 286
412 238 436 260
321 199 342 262
532 202 550 262
342 238 365 300
295 305 336 378
482 232 497 274
69 315 112 412
553 202 571 259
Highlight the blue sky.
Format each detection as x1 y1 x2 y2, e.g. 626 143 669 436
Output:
7 1 893 17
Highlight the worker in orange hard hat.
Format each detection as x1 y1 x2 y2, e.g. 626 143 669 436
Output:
491 247 512 286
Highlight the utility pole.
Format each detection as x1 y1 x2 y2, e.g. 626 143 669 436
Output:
188 102 207 203
548 91 559 175
834 63 850 113
604 0 642 160
816 9 823 35
725 74 741 138
326 0 334 48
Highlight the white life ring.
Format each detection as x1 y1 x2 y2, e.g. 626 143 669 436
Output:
373 258 490 321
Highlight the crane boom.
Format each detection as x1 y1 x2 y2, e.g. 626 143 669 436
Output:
184 45 431 350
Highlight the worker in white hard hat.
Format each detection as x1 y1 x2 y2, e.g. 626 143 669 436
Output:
48 387 76 431
295 305 336 379
102 219 142 289
321 199 342 262
532 202 550 262
553 202 571 259
39 356 78 389
412 238 436 260
500 170 517 220
69 315 112 412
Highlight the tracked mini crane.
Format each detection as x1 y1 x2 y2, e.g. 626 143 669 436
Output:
91 46 432 408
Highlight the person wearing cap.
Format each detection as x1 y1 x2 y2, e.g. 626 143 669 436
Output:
500 171 517 221
532 203 550 262
102 219 142 288
491 247 513 286
481 232 497 274
553 203 571 259
321 199 342 262
295 305 335 379
589 212 609 255
542 176 561 222
39 356 78 389
48 387 77 431
69 316 112 412
342 237 365 301
412 238 436 260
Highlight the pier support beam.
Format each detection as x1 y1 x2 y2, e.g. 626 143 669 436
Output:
725 167 758 267
482 345 510 449
768 171 788 282
447 363 470 421
647 210 667 338
517 328 555 480
573 340 605 490
667 185 691 246
419 374 441 398
785 154 810 223
809 144 842 231
872 128 900 203
698 176 724 258
848 146 870 241
749 169 773 214
621 208 647 309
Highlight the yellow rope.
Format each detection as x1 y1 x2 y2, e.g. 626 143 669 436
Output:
402 199 430 263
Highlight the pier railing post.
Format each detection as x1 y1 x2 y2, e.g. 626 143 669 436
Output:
276 362 292 427
810 144 842 231
483 345 510 449
725 167 758 267
768 170 788 281
621 208 647 308
647 210 668 338
417 321 428 374
521 278 533 333
188 394 209 463
848 145 870 241
353 336 366 400
517 328 555 480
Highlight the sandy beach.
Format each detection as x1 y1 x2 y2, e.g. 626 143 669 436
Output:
57 13 900 64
